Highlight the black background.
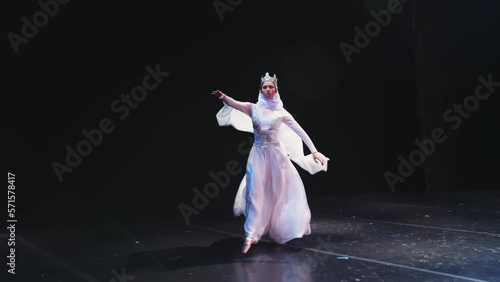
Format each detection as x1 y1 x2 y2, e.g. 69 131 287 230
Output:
4 0 500 225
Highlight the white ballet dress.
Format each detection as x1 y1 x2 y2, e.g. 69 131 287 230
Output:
216 92 329 244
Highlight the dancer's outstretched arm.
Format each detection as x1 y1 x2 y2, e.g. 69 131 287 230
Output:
211 89 252 116
282 110 328 166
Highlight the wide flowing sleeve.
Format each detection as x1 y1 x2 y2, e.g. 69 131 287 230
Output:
215 101 254 133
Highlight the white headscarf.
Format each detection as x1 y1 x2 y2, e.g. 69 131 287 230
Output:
256 78 283 110
256 91 284 110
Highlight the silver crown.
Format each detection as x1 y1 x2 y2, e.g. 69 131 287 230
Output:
261 72 278 84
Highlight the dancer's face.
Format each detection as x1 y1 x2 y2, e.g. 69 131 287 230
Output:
261 81 277 99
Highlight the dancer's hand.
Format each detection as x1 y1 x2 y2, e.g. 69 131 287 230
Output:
313 152 328 166
211 89 225 100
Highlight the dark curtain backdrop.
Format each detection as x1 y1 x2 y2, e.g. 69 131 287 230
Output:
4 0 499 224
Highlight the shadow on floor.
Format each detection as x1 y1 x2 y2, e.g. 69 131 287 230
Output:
120 237 303 273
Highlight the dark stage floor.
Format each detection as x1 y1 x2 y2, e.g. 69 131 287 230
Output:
3 190 500 282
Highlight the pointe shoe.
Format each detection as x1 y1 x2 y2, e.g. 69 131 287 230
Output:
242 237 256 254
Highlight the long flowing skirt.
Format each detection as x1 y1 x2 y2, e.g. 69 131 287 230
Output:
234 142 312 244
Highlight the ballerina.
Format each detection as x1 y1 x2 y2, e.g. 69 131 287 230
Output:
211 72 329 254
